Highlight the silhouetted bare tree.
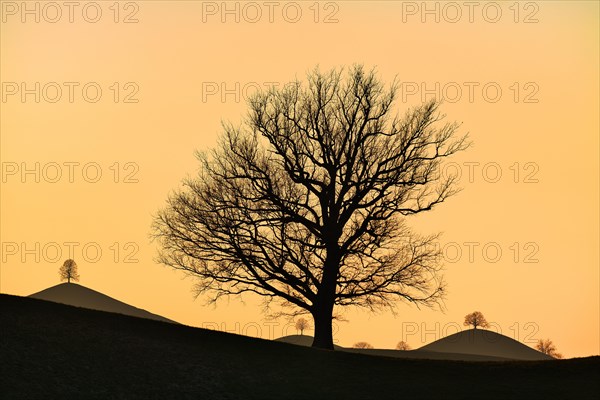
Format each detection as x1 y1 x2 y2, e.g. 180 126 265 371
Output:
353 342 374 349
536 339 563 359
59 259 79 283
153 65 469 349
396 341 411 350
463 311 490 330
295 317 310 335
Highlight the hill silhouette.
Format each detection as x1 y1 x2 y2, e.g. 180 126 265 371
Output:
1 294 598 399
275 334 510 361
419 329 552 361
29 283 176 323
275 331 549 361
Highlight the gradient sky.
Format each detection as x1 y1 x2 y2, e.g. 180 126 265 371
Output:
1 1 598 357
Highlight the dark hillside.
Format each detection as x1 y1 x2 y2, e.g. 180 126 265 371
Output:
1 294 598 400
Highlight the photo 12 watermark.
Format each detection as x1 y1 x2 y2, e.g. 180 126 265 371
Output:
431 241 540 264
1 1 140 23
1 241 141 264
200 320 341 342
400 1 540 24
1 82 140 104
200 81 296 103
200 1 340 24
1 162 140 184
399 81 540 104
400 320 541 345
439 161 540 184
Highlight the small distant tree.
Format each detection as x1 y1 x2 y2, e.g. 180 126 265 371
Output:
396 341 411 350
536 339 563 359
59 259 80 283
353 342 374 349
295 318 310 335
463 311 490 330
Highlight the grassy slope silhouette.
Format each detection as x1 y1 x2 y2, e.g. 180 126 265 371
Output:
2 294 598 399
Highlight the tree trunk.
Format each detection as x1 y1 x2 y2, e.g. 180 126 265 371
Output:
311 298 335 349
311 262 338 349
311 225 341 350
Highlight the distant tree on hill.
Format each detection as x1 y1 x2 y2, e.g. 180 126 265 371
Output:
295 318 310 335
353 342 374 349
463 311 490 330
59 259 80 283
536 339 563 359
396 341 411 350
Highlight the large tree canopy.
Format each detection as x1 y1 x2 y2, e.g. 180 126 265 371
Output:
153 65 469 349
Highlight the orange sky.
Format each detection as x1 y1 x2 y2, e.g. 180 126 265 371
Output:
1 1 598 357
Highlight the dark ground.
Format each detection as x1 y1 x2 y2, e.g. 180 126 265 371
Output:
1 294 598 400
